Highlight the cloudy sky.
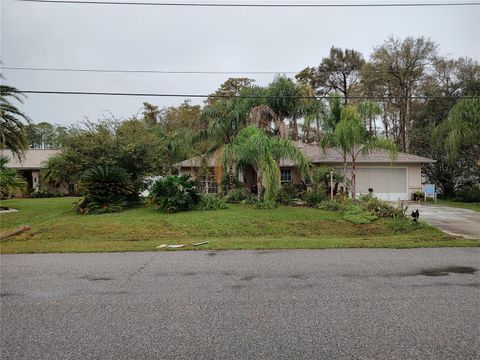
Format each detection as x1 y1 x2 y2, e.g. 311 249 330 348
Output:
1 0 479 125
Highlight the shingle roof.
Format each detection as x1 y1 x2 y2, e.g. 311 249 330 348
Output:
294 142 436 164
174 156 220 168
173 143 435 168
1 149 61 169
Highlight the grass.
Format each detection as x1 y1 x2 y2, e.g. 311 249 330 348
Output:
436 199 480 212
1 197 478 254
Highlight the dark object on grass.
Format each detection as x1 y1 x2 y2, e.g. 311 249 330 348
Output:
411 209 420 222
0 225 31 240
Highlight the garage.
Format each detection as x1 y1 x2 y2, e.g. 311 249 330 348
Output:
349 167 408 201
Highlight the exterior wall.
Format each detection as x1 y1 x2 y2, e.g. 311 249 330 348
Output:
177 167 196 177
177 167 219 193
407 164 422 196
179 163 424 200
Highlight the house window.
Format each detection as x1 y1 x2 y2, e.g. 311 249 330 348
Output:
200 172 218 194
280 168 292 186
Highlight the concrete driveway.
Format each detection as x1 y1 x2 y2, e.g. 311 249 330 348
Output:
408 203 480 239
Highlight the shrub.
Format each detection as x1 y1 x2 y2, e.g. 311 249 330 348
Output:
75 165 134 214
276 188 294 205
305 191 327 207
455 185 480 203
0 155 27 199
196 194 228 211
282 183 306 199
358 194 404 218
412 190 423 201
224 187 255 204
318 196 353 211
254 199 278 209
149 175 201 213
76 195 128 214
386 217 422 232
30 189 62 198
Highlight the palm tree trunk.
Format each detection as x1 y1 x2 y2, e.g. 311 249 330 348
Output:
290 117 298 141
351 156 356 199
382 101 389 139
256 168 263 200
342 154 348 194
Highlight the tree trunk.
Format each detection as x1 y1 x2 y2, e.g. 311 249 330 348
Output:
382 102 389 139
256 168 263 200
399 101 407 152
290 117 298 141
351 157 356 199
405 89 411 152
342 154 348 194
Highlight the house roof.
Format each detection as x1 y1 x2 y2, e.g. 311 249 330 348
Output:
1 149 61 169
294 142 436 164
173 142 435 168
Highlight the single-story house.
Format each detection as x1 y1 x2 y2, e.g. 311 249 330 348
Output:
173 142 436 201
1 149 69 196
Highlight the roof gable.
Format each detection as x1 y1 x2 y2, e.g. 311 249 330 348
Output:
1 149 61 169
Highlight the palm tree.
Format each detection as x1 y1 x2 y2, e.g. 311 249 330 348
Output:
320 94 348 189
332 106 397 199
199 99 246 148
267 76 303 141
221 126 310 206
196 99 248 188
442 98 480 160
0 154 27 199
0 84 29 159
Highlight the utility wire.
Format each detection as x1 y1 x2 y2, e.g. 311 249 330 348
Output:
11 0 480 6
2 65 443 75
3 66 298 75
18 90 479 99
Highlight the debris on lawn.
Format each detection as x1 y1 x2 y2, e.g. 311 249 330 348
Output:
156 244 186 249
0 225 31 240
193 241 209 247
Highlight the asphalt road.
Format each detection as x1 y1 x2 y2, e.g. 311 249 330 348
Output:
1 249 479 360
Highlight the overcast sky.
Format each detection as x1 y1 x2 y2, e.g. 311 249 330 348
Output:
1 0 479 125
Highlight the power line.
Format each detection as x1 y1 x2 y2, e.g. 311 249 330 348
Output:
11 0 480 6
2 65 442 75
18 90 479 99
2 66 298 75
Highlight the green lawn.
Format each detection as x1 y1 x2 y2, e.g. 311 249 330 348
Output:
1 197 478 254
436 199 480 212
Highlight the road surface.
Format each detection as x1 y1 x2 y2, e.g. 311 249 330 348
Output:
1 249 479 359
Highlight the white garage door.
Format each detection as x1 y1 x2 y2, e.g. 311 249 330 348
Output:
349 167 408 201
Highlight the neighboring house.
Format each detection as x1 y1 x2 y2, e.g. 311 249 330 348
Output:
173 142 436 201
1 149 69 196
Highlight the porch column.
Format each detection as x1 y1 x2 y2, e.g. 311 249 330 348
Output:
32 171 40 190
